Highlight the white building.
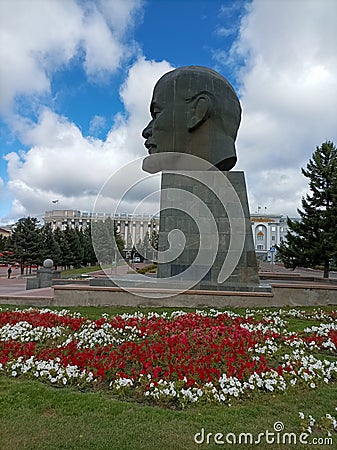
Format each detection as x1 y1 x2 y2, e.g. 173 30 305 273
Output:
44 209 297 257
44 210 159 249
250 213 299 260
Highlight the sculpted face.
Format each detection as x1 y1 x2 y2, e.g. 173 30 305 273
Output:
142 77 189 155
142 66 241 173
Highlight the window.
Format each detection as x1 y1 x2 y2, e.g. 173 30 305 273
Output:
272 235 276 241
257 231 264 240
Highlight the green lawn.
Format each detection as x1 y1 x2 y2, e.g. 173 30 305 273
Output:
0 305 336 449
60 265 103 278
0 378 335 449
60 262 130 278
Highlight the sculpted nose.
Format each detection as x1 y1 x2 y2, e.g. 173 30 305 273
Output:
142 121 153 139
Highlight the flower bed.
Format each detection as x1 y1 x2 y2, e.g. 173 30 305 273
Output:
0 307 336 407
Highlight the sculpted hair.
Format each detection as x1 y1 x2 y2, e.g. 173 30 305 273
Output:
158 66 242 141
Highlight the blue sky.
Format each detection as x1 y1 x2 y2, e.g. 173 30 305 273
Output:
0 0 336 225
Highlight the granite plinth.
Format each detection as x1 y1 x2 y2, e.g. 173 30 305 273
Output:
157 170 261 291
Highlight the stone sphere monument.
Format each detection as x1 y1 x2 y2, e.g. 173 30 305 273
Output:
43 258 54 269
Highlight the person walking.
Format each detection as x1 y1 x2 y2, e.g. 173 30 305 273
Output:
7 265 12 279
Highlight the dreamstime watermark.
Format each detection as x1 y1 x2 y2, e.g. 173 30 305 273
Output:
194 422 334 446
92 153 246 298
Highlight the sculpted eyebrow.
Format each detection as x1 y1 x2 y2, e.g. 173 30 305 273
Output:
150 102 160 116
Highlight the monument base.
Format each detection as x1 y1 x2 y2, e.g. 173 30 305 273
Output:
157 170 261 292
89 275 271 293
26 267 61 290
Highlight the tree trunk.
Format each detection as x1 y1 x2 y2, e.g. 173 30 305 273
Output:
323 258 330 278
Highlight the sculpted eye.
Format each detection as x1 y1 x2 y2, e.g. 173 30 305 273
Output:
152 109 161 119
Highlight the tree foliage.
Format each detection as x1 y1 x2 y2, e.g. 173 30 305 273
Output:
9 217 43 274
5 218 103 272
82 224 97 267
41 224 62 267
91 218 125 265
278 141 337 277
0 234 8 254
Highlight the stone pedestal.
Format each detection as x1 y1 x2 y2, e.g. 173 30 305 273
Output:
26 265 61 290
157 170 263 291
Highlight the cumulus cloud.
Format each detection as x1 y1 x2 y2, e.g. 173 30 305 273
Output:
99 0 144 37
89 115 107 135
117 57 173 154
3 0 336 225
2 58 173 222
0 0 143 113
229 0 337 216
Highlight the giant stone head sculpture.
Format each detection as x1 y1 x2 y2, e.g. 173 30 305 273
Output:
142 66 241 173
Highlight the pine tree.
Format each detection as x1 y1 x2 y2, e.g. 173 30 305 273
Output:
71 227 84 268
0 235 11 264
139 232 150 261
82 225 97 266
278 141 337 278
91 218 125 265
9 217 43 274
54 227 73 270
0 234 7 254
62 226 82 269
41 223 62 268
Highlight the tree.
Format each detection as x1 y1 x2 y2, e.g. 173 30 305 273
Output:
139 219 159 262
82 224 97 266
150 228 159 251
139 232 151 261
9 217 43 274
54 227 73 270
60 226 84 269
69 227 84 268
40 224 62 268
0 234 7 255
278 141 337 278
91 218 125 265
114 222 125 255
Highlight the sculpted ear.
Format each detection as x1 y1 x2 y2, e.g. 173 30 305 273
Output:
188 93 212 132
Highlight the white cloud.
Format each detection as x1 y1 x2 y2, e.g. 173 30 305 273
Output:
0 0 143 113
81 7 123 78
2 58 173 223
230 0 337 216
98 0 144 37
214 26 236 38
117 57 173 155
89 115 107 135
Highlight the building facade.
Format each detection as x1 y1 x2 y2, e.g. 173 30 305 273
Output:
0 227 11 238
250 213 298 260
44 210 159 249
44 209 296 257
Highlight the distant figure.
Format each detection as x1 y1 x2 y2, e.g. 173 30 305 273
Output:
142 65 241 173
7 265 12 279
